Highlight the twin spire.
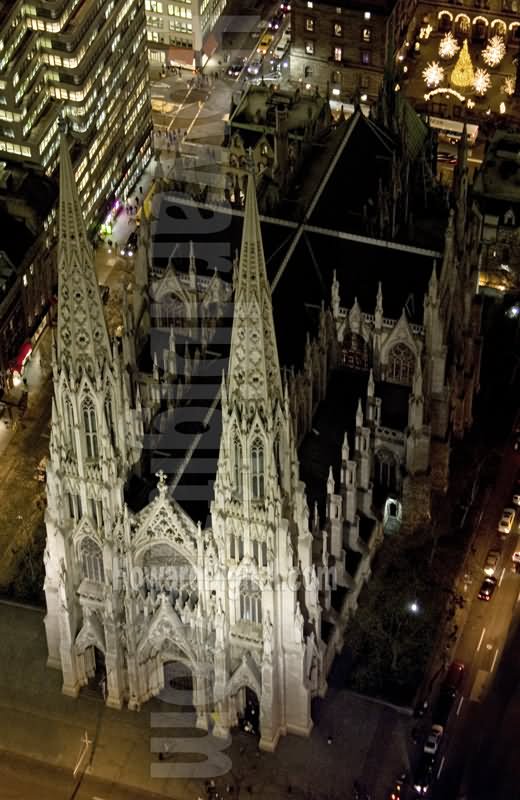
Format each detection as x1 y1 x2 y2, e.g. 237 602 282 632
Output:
57 117 111 373
227 167 283 408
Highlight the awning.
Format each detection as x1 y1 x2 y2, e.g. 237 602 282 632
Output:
166 46 195 68
11 341 32 373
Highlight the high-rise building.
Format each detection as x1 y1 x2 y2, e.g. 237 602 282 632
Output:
0 0 153 228
144 0 227 68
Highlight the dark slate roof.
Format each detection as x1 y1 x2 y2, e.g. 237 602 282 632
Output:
299 368 369 521
377 381 410 432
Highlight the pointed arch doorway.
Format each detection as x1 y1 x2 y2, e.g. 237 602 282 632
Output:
160 660 195 711
236 687 260 736
84 646 106 697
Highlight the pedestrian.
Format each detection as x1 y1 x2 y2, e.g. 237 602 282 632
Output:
139 186 143 194
327 735 333 744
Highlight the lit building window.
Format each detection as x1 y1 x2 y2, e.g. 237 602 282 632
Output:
307 0 313 6
305 16 315 31
364 11 371 19
362 27 372 42
361 50 371 64
333 22 343 37
22 274 28 287
305 40 315 55
334 46 342 61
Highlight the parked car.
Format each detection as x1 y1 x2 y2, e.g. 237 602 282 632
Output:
498 507 515 535
437 150 457 165
432 691 455 727
512 551 520 563
478 575 497 601
423 724 443 755
442 660 465 696
483 548 501 576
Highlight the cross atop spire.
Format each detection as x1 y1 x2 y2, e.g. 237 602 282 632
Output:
227 169 282 407
57 122 111 373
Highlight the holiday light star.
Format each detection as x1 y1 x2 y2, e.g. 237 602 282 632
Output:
474 68 491 96
422 61 445 88
482 36 505 68
439 33 460 60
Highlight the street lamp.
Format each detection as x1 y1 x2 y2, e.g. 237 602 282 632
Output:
408 600 420 614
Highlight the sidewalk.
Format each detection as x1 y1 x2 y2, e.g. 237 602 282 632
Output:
0 329 52 594
0 602 412 800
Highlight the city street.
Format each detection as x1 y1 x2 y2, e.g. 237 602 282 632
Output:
429 443 520 799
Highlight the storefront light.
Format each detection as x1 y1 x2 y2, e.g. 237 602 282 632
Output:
332 88 340 96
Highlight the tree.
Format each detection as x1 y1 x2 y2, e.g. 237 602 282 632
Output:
451 40 475 90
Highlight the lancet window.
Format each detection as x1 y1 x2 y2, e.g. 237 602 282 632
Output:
251 437 265 500
239 579 262 624
80 537 104 583
82 395 99 459
233 436 243 498
388 342 415 385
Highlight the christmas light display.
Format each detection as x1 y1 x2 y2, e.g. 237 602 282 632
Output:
422 61 445 88
439 33 460 60
451 40 475 90
473 68 491 96
482 36 506 68
502 75 516 96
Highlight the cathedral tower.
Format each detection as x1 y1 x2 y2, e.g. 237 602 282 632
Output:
211 167 318 750
43 120 141 704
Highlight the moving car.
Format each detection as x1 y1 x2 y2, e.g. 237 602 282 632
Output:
268 10 283 29
512 551 520 564
437 150 457 165
483 548 501 576
513 489 520 507
227 61 243 77
258 32 273 55
478 575 497 601
126 230 138 256
247 57 262 75
423 724 443 755
413 756 434 796
498 507 515 535
280 1 291 12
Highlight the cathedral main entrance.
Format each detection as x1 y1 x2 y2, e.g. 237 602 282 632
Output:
84 646 106 698
160 660 195 711
235 687 260 736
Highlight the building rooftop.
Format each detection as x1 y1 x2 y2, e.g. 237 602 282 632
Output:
297 0 393 12
230 84 331 137
474 131 520 203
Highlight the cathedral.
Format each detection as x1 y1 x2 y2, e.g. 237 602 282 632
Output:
43 102 482 751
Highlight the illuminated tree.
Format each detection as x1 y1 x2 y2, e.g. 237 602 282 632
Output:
451 39 475 90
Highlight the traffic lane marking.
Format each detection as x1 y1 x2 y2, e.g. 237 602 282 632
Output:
437 755 446 779
491 649 499 672
456 696 464 716
499 567 506 587
476 626 486 652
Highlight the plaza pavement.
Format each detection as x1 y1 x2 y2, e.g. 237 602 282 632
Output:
0 602 413 799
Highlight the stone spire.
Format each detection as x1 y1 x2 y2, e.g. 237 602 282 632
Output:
227 167 282 408
57 117 111 374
